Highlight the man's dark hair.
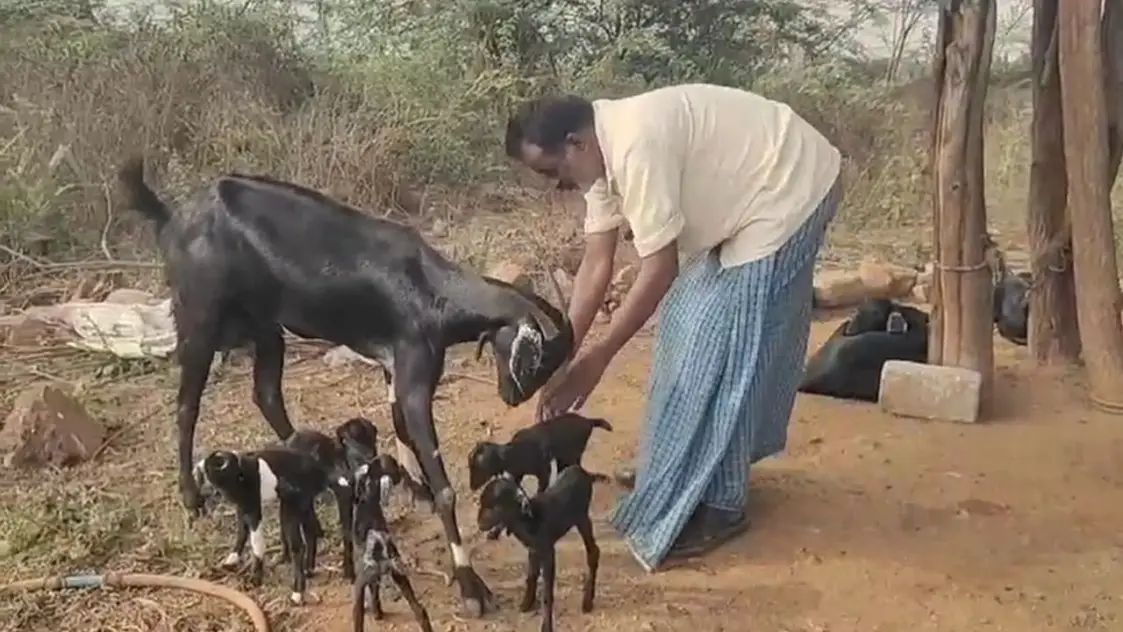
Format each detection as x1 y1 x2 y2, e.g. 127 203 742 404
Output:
505 95 595 160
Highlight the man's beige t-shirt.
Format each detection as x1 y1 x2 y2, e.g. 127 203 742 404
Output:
583 83 841 268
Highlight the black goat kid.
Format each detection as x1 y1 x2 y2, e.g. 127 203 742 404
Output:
283 416 380 580
477 466 604 632
352 454 433 632
118 158 573 615
196 447 324 604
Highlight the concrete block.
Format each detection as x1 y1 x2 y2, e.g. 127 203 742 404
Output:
879 360 982 423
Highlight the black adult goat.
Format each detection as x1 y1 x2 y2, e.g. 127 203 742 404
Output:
117 158 573 616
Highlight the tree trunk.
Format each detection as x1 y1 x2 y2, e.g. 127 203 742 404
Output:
1058 0 1123 413
929 0 997 409
1026 0 1081 364
1105 0 1123 182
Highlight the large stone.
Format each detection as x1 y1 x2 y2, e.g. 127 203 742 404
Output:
813 270 867 308
859 259 918 299
486 261 532 292
879 360 982 424
0 385 106 468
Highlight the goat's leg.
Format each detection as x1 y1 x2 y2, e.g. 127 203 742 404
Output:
385 370 434 509
223 519 249 568
175 335 217 514
247 512 266 586
302 508 320 578
396 352 494 616
351 577 368 632
280 502 307 605
520 550 541 612
540 548 557 632
576 516 599 613
389 568 434 632
252 329 295 440
368 576 384 619
334 485 356 581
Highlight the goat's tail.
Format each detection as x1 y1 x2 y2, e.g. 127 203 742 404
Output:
117 156 171 232
591 418 614 432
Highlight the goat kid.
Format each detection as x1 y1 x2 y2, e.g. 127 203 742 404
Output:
352 454 433 632
468 413 612 539
195 447 325 604
477 466 605 632
119 158 573 616
283 416 381 580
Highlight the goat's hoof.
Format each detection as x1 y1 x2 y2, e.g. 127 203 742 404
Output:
581 599 594 613
519 599 536 613
454 567 495 617
220 552 241 569
289 592 304 606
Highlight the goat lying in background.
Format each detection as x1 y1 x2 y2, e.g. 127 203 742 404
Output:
195 447 325 604
283 416 380 580
119 157 573 615
993 270 1031 346
468 413 612 539
477 465 604 632
798 298 929 402
352 454 433 632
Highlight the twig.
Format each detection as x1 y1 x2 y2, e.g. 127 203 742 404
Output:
100 182 114 261
441 371 491 386
0 244 160 270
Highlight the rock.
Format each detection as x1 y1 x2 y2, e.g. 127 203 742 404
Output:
0 385 106 468
859 259 917 299
912 282 931 303
813 270 867 308
486 261 532 292
104 288 156 305
879 360 982 424
613 264 638 290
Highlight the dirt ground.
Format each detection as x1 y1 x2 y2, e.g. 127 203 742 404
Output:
5 314 1123 632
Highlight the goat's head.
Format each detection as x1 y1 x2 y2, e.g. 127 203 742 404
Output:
476 475 533 533
476 279 574 406
467 441 508 491
335 416 379 474
844 298 895 335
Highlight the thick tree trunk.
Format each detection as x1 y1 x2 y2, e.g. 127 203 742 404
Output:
1058 0 1123 413
1026 0 1081 364
929 0 997 409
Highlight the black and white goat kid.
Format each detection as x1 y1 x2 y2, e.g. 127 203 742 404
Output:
195 447 325 604
477 465 604 632
118 157 572 615
351 454 433 632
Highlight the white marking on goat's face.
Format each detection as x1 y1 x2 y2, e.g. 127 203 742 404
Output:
450 542 471 568
221 551 241 568
395 438 424 485
250 524 266 560
514 484 532 516
509 323 543 393
379 475 393 502
548 458 558 483
257 458 279 504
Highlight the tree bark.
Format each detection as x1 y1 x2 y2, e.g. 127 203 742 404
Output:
1026 0 1081 364
1058 0 1123 413
929 0 997 409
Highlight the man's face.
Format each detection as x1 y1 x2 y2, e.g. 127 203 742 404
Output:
518 133 604 192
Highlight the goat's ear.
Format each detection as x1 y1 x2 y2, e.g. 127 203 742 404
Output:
475 330 496 362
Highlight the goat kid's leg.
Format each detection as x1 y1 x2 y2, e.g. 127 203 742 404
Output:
175 335 217 515
280 502 307 604
252 329 295 441
368 577 384 619
334 485 356 581
520 550 541 612
223 519 249 568
576 516 600 613
390 569 434 632
247 512 266 586
397 355 494 616
540 549 557 632
302 508 320 578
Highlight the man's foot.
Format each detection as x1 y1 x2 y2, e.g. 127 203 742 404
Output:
614 468 636 490
665 505 749 561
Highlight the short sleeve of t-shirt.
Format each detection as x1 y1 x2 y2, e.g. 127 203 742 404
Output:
616 140 685 257
582 178 626 234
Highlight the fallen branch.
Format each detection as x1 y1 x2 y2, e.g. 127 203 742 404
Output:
0 244 160 271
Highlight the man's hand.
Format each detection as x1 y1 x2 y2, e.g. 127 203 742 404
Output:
536 344 612 421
